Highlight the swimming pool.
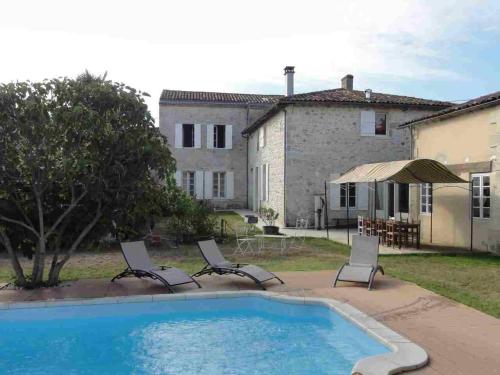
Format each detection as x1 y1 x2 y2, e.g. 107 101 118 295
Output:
0 292 427 374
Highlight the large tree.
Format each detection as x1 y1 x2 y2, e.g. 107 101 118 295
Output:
0 72 175 287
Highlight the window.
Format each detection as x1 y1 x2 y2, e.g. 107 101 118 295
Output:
472 174 490 219
375 113 387 135
182 171 195 197
182 124 194 147
213 125 226 148
213 172 226 199
398 183 409 213
420 183 432 214
361 111 388 136
340 183 356 208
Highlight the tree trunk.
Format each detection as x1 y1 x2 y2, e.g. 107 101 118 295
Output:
0 228 27 286
31 192 46 286
46 207 103 286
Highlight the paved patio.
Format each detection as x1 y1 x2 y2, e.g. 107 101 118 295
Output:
1 271 499 374
232 209 438 255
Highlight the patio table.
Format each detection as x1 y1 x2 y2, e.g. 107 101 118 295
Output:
254 234 291 254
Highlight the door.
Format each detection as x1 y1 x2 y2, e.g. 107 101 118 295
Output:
388 183 395 218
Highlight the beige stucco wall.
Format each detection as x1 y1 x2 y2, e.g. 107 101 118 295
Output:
247 112 286 225
412 105 500 252
159 103 270 208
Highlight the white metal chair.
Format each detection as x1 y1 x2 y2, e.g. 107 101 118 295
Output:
289 217 309 250
233 225 257 255
357 216 364 235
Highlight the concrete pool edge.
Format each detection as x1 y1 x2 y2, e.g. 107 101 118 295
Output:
0 291 428 375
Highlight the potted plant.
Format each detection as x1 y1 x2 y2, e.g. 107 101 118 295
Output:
258 207 280 235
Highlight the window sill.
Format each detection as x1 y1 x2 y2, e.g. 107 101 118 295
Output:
360 134 391 139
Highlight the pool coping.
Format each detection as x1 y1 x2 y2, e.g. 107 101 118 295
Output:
0 291 428 375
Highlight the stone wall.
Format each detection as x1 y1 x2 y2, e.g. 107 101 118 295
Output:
247 112 286 225
159 103 269 209
283 104 438 226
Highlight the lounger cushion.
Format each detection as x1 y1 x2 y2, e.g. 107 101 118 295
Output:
337 265 373 283
237 265 276 282
152 267 194 286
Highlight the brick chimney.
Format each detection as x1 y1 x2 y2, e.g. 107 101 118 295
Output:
284 66 295 96
341 74 353 91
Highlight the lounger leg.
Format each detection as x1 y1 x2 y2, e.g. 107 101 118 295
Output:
111 268 132 282
378 265 385 275
367 268 378 291
333 264 346 288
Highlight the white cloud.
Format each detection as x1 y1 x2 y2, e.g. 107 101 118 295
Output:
0 0 498 121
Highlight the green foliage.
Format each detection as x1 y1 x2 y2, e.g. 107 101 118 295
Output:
162 195 217 242
258 207 279 226
0 72 176 286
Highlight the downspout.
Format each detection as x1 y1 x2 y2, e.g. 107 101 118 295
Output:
245 104 250 209
283 107 288 227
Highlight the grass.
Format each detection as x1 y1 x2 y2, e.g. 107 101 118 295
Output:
0 210 499 318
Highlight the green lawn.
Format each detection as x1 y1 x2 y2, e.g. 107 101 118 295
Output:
0 211 499 318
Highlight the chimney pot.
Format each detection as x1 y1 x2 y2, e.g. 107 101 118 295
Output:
365 89 372 100
284 66 295 96
341 74 354 91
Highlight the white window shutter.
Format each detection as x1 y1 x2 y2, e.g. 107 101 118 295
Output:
175 170 182 187
194 124 201 148
360 110 375 135
357 183 368 209
175 124 183 148
204 171 213 199
195 171 204 199
331 184 341 210
260 165 265 201
225 125 233 149
226 171 234 199
207 124 214 149
265 163 270 201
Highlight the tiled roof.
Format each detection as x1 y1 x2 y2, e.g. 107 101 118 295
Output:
281 88 452 107
160 89 282 105
242 88 452 135
399 90 500 127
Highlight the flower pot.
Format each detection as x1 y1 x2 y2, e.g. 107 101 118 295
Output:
244 215 258 224
263 225 280 235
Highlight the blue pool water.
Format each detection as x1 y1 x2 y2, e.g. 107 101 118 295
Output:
0 297 389 374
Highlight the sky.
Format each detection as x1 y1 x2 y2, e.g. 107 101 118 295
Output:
1 0 499 123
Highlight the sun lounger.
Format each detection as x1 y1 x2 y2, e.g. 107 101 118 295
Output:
193 239 284 290
333 235 384 290
111 241 201 292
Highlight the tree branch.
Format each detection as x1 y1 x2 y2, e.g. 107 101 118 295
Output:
0 228 27 285
0 215 40 238
46 186 87 238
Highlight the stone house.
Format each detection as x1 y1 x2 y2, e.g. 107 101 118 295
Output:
399 91 500 252
159 90 281 208
243 69 451 226
160 68 451 226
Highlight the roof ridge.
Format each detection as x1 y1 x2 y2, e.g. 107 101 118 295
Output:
161 88 282 97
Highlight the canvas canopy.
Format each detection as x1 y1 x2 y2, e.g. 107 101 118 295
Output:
331 159 466 184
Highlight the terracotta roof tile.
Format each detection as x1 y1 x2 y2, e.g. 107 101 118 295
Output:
399 90 500 127
160 89 282 105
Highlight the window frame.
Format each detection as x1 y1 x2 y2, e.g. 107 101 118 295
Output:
420 183 432 214
213 124 226 149
182 171 195 197
472 173 490 219
375 112 388 136
340 183 356 208
213 171 226 199
182 124 195 148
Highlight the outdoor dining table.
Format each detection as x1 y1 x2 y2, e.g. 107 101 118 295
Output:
254 234 291 254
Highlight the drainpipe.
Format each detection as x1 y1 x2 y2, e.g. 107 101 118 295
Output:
245 104 250 209
283 108 288 226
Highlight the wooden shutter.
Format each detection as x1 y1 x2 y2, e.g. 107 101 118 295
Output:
265 163 270 201
357 183 368 209
194 124 201 148
175 124 183 148
206 124 214 149
226 171 234 199
225 125 233 149
195 171 204 199
204 171 213 199
330 184 341 210
360 110 375 135
174 170 182 187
